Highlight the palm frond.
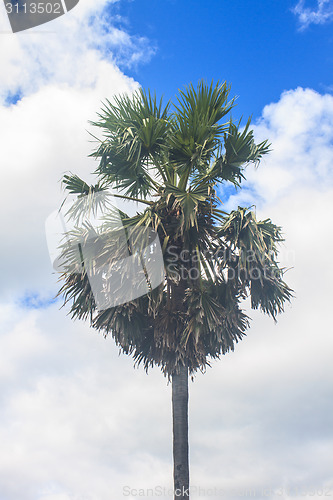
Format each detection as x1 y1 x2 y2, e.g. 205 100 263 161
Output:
207 117 271 186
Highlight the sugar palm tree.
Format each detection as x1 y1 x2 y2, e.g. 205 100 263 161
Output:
57 80 292 499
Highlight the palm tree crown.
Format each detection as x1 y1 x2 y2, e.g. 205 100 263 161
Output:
58 80 292 377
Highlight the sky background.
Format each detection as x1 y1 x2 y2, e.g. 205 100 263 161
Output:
0 1 333 500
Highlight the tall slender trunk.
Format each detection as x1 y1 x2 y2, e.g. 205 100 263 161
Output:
172 364 190 500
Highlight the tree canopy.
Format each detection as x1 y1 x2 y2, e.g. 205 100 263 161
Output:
58 80 293 377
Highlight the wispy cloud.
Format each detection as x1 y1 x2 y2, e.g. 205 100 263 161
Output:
18 292 58 310
293 0 333 29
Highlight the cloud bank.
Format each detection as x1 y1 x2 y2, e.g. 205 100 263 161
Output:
0 0 150 301
193 86 333 499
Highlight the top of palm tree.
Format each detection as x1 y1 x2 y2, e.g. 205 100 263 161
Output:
57 80 293 377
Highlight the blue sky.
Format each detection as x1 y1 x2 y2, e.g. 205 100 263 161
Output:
110 0 333 118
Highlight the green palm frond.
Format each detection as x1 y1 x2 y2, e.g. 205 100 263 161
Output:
250 266 293 319
219 207 294 319
224 117 271 168
219 207 282 260
62 173 108 195
169 80 236 189
90 89 171 196
207 118 271 186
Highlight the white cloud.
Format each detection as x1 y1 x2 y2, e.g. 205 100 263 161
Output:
293 0 333 29
204 86 333 498
225 87 333 211
0 304 172 500
0 0 151 301
0 0 154 101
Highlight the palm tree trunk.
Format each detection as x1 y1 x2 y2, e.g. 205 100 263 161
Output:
172 364 190 499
